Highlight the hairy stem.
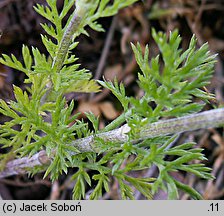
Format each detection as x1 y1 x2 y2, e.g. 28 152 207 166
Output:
52 1 93 72
42 5 84 99
0 151 50 179
139 108 224 139
0 108 223 179
52 14 82 73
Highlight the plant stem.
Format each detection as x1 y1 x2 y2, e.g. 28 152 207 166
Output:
102 112 127 132
0 108 223 178
52 14 82 73
41 6 83 99
139 108 224 139
52 1 93 73
74 107 224 151
0 151 50 179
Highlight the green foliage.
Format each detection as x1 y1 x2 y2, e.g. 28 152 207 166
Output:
131 29 215 118
72 167 92 199
0 0 216 200
98 30 216 199
98 78 129 111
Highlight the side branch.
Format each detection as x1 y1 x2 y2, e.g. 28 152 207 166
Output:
52 14 82 73
52 1 92 73
0 108 224 179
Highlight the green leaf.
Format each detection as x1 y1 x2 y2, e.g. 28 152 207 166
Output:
117 177 135 200
22 45 32 70
124 175 153 199
89 21 105 32
165 173 179 200
89 173 110 200
98 78 129 110
85 112 99 133
173 179 202 200
65 79 100 93
72 169 88 199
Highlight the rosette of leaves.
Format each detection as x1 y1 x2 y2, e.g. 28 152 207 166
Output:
0 0 216 200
